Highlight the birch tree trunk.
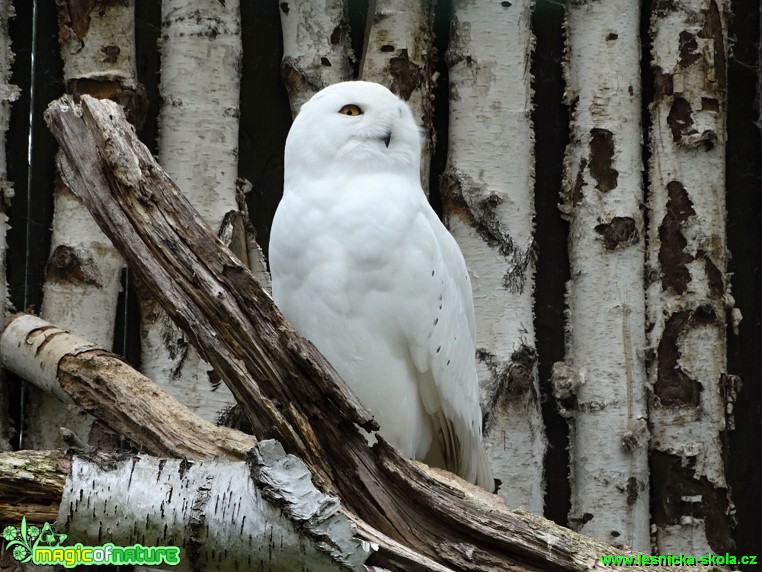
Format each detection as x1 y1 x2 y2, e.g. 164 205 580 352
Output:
59 444 364 572
140 0 245 424
30 0 140 449
0 0 17 452
647 0 736 554
556 0 649 551
279 0 353 117
443 0 545 513
360 0 434 191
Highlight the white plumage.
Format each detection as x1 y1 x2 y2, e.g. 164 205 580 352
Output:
269 81 494 491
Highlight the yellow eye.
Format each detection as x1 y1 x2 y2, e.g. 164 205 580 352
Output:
338 104 363 116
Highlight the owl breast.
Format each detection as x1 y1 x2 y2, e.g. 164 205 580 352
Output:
270 172 437 458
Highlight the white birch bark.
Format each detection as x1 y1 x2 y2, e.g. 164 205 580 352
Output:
556 0 649 551
360 0 434 190
279 0 353 117
0 0 18 452
142 0 245 423
0 314 97 405
58 0 137 86
0 313 260 461
443 0 545 513
31 0 137 449
59 441 371 571
647 0 735 554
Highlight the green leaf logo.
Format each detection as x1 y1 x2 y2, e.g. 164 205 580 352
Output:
3 517 67 563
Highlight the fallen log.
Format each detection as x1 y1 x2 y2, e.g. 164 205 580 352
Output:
0 313 257 460
0 314 443 570
0 445 375 572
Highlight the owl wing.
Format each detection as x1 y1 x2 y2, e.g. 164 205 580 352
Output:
405 207 494 491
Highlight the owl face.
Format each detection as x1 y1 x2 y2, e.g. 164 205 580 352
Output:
284 81 422 180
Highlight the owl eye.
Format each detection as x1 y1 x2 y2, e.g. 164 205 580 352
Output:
338 104 363 116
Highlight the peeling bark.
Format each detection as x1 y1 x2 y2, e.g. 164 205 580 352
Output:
0 447 367 571
557 0 650 551
60 444 365 572
647 0 737 554
444 0 545 513
0 314 373 569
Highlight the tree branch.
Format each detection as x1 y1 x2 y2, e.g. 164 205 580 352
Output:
0 313 256 460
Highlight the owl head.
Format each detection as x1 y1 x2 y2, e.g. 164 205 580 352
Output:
284 81 422 181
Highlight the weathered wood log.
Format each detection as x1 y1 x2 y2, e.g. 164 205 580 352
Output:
0 313 257 460
0 445 373 572
0 449 68 522
0 314 441 570
0 319 718 572
0 448 722 572
40 94 715 572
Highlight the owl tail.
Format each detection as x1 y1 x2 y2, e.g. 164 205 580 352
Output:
472 443 495 493
430 410 495 493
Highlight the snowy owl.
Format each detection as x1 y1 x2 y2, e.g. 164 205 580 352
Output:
269 81 494 491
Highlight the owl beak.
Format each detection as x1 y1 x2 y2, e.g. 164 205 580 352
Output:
382 130 391 148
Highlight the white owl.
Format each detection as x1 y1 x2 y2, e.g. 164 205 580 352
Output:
269 81 494 491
